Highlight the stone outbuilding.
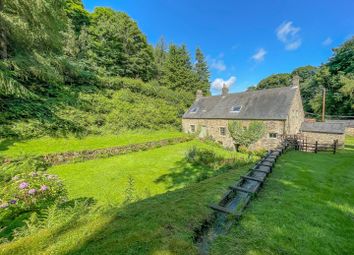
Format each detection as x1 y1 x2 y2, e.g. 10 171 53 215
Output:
326 119 354 136
182 77 304 150
300 122 346 147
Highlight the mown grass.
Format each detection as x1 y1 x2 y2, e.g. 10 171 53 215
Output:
210 136 354 255
48 140 249 205
0 130 187 157
0 164 250 254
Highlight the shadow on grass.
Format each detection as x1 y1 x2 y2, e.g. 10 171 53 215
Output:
0 197 96 241
154 159 214 189
208 149 354 255
0 168 249 255
154 159 240 189
0 139 15 154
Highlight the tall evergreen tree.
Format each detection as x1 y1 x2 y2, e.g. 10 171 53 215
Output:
84 8 156 81
194 48 210 94
161 44 197 92
154 36 167 80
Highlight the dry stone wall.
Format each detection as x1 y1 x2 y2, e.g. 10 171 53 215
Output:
43 136 193 165
301 131 345 147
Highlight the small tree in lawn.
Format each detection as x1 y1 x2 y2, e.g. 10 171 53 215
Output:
228 120 266 151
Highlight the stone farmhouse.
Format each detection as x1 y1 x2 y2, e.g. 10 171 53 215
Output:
182 77 304 150
182 76 345 150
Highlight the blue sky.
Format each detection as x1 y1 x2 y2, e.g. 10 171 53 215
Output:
82 0 354 94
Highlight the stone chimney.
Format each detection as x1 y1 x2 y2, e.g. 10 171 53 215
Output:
222 84 229 96
292 75 300 88
195 90 203 101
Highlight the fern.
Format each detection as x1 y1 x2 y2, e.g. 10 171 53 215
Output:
0 69 32 98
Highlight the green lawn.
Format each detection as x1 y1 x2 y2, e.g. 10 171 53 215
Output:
0 162 250 255
1 137 352 254
48 140 248 205
0 130 187 157
210 136 354 255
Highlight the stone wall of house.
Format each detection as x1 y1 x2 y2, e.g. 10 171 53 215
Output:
182 118 285 150
301 131 345 146
285 86 304 135
345 127 354 136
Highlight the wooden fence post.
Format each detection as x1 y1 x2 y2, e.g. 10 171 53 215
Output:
315 141 318 153
333 139 337 154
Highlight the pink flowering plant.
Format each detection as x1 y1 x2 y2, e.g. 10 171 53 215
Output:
0 171 67 218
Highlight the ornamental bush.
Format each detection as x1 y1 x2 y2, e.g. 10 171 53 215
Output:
0 171 67 219
228 120 266 151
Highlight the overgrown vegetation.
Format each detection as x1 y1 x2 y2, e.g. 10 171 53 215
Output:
0 0 210 139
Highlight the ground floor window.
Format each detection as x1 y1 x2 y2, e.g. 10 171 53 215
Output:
220 127 226 136
190 125 196 133
269 133 277 138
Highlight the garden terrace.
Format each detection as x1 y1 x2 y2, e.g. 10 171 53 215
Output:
0 130 188 158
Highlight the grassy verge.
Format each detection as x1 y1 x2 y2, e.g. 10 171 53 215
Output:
0 130 187 158
0 166 250 254
210 136 354 255
48 140 250 205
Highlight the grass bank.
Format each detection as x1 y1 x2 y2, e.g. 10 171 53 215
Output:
0 130 187 158
0 165 250 254
210 136 354 255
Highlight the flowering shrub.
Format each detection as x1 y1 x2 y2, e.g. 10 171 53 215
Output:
0 171 67 218
0 156 49 182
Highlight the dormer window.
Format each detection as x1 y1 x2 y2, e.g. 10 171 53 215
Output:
190 107 198 113
230 105 242 113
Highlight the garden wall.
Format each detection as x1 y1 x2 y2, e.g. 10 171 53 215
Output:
43 136 193 165
301 131 345 147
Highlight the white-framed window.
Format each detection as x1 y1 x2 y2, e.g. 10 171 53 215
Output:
230 105 242 113
190 125 196 133
220 127 226 136
269 133 277 139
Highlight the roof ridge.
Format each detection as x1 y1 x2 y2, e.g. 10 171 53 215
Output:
204 86 293 99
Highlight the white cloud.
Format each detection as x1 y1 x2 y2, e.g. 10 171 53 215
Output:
212 76 236 90
210 58 226 71
251 48 267 62
276 21 302 50
322 37 332 46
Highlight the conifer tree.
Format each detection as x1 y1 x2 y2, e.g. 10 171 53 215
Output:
85 8 156 81
154 36 167 80
161 44 197 92
195 48 210 94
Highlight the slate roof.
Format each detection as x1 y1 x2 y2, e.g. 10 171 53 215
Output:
183 86 298 120
326 119 354 128
300 122 346 134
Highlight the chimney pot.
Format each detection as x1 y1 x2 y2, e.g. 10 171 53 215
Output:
196 90 203 101
292 75 300 88
222 84 229 96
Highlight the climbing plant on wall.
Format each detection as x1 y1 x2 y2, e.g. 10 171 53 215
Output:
228 120 266 150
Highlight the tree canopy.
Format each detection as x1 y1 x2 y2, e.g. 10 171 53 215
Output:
252 37 354 117
0 0 210 138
